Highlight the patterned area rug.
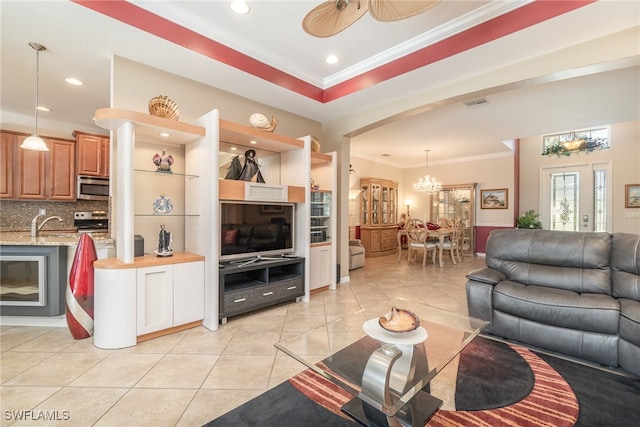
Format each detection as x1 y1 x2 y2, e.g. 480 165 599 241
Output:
205 336 640 426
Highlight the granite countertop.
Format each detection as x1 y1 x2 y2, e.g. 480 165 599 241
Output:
0 231 115 246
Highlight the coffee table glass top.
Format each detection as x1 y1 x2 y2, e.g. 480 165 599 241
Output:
275 297 488 417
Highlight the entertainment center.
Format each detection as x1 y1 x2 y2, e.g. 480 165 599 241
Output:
218 256 304 323
92 107 336 348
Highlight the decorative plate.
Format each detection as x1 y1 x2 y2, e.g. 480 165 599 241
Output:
363 319 427 345
153 194 173 214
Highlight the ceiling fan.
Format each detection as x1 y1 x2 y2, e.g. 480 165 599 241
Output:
302 0 441 38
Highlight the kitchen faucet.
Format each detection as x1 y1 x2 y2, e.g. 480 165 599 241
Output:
31 213 63 237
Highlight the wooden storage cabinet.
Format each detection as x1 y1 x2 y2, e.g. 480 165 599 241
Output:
219 257 304 322
360 178 399 257
75 131 109 177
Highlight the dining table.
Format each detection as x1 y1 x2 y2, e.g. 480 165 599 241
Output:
397 227 453 267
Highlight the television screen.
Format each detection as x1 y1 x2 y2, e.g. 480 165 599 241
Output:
220 202 294 261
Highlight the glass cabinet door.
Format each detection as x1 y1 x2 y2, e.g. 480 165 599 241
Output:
430 184 476 254
361 184 369 225
310 191 331 244
372 184 380 225
360 179 398 228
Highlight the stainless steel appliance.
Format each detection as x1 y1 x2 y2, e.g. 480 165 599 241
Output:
77 175 109 201
74 211 109 233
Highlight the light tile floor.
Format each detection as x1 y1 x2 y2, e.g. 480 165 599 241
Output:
0 252 485 427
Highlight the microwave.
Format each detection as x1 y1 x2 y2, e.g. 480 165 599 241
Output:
77 176 109 201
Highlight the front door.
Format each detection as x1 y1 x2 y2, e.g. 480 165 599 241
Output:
540 163 610 232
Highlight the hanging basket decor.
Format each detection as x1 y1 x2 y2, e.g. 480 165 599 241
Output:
148 95 180 121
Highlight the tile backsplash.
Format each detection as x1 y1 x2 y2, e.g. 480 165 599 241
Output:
0 200 109 232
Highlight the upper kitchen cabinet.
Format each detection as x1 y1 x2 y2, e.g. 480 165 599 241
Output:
0 132 16 198
74 131 110 177
0 131 75 201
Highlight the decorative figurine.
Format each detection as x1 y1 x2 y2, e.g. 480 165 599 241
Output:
238 149 265 183
153 148 174 172
249 113 278 132
155 224 173 257
153 194 173 214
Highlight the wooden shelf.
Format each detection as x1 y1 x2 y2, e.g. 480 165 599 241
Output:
311 151 332 164
219 119 304 153
94 108 205 145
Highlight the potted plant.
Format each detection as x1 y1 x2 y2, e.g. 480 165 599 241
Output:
516 210 542 229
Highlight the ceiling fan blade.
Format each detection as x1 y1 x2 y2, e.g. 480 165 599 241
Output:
369 0 441 22
302 0 369 38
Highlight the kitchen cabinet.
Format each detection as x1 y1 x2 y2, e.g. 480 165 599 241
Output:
48 139 75 200
75 131 109 177
0 132 15 198
430 183 477 255
16 134 46 200
359 178 398 257
1 131 75 200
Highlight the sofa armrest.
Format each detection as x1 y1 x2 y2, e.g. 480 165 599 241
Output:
349 239 363 247
466 267 506 285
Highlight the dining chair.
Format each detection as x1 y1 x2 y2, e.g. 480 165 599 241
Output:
441 218 462 264
406 218 437 266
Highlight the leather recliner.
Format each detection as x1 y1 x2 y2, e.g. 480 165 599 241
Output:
466 229 640 377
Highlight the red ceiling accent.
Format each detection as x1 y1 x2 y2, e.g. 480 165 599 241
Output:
73 0 594 104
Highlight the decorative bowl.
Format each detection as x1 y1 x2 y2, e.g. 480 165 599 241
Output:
311 136 320 152
148 95 180 121
378 307 420 333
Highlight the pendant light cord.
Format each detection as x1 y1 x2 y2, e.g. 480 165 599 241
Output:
28 42 46 135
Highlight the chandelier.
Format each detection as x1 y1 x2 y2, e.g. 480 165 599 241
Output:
413 149 442 196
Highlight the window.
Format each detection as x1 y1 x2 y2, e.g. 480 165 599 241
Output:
542 127 609 156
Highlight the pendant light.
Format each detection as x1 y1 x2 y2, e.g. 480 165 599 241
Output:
412 149 442 195
20 42 49 151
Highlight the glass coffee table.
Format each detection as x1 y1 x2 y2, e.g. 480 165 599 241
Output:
275 297 488 427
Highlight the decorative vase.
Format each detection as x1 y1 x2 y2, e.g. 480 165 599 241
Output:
153 149 174 172
66 233 97 339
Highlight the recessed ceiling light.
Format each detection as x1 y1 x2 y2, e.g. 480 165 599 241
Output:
230 0 250 14
160 132 170 137
250 140 257 145
37 106 50 112
325 55 339 64
65 77 84 86
230 147 238 151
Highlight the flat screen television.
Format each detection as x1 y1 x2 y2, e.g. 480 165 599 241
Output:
220 201 295 262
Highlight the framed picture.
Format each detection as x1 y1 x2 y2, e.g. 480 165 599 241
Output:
480 188 508 209
260 204 284 214
625 184 640 208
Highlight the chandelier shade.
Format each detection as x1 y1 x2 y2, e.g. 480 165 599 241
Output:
20 42 49 152
413 149 442 195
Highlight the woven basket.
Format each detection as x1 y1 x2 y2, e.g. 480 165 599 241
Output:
311 136 320 153
148 95 180 121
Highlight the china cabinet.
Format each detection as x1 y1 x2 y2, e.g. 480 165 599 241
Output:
359 178 398 257
429 183 476 255
310 190 331 244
